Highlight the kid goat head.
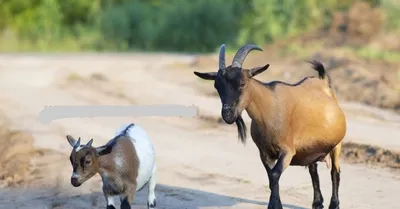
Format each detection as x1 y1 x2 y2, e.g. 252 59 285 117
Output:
194 44 269 142
66 135 112 187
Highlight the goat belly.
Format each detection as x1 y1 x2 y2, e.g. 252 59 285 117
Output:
290 152 328 166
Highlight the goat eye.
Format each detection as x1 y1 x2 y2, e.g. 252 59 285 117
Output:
240 83 245 88
84 160 91 165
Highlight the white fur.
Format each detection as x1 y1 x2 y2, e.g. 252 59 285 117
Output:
147 166 157 207
114 151 124 169
107 195 118 207
71 172 81 179
115 123 156 192
75 145 84 152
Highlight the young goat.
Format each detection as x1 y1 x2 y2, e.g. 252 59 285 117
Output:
193 44 346 209
66 123 157 209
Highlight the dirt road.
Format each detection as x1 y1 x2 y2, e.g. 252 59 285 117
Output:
0 53 399 209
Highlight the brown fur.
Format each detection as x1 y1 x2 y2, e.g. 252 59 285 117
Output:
98 136 139 198
243 76 346 168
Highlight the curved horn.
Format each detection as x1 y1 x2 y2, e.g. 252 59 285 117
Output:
219 44 226 70
231 44 263 68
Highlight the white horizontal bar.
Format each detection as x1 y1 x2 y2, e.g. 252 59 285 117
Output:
38 105 198 124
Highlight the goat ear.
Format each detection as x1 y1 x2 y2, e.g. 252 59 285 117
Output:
95 145 113 156
193 71 217 80
86 138 94 147
249 64 270 77
66 135 78 147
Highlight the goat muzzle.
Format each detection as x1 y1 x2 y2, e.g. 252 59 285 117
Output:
71 177 82 187
221 107 236 124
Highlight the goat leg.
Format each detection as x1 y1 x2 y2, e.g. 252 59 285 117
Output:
147 172 157 209
103 187 117 209
329 143 342 209
266 150 295 209
120 187 136 209
309 163 324 209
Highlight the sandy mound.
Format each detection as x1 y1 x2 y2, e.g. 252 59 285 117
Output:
342 142 400 170
329 1 385 46
0 118 36 187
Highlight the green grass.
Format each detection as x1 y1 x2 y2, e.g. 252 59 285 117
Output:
344 46 400 63
0 37 83 52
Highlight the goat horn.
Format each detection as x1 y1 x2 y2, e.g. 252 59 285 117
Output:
75 137 81 148
86 138 94 147
231 44 263 68
219 44 226 70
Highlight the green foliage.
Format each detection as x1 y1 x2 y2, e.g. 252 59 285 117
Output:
345 46 400 63
381 0 400 31
99 1 160 51
57 0 100 27
0 0 399 52
12 0 63 46
151 0 240 52
99 0 243 52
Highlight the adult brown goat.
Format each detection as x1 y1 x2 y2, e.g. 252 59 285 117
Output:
193 44 346 209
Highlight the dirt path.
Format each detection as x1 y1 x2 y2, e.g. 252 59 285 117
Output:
0 54 399 209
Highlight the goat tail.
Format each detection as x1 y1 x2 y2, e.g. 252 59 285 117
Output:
235 115 247 144
308 60 331 87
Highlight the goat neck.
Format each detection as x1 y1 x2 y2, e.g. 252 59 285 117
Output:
245 79 276 125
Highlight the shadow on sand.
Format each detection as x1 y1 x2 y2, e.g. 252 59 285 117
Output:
60 184 306 209
0 184 307 209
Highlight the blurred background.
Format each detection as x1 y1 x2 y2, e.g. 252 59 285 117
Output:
0 0 399 110
0 0 399 208
0 0 398 53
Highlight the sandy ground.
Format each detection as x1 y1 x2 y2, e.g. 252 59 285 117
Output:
0 53 399 209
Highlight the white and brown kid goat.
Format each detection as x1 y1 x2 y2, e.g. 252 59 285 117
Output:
66 123 157 209
193 44 347 209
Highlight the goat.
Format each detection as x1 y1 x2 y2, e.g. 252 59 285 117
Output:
66 123 157 209
193 44 346 209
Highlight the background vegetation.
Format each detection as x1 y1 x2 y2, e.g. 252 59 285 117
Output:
0 0 399 52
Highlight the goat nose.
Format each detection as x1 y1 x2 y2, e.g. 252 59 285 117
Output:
222 109 234 120
71 177 80 187
71 177 77 183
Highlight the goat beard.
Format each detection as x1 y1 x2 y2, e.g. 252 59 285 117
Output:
235 114 247 144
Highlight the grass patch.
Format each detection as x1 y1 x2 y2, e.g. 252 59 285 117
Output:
0 37 84 52
66 72 83 81
344 46 400 63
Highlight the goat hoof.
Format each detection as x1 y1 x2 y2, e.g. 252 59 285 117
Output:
312 202 324 209
328 200 339 209
148 199 157 209
267 202 283 209
267 205 283 209
121 198 131 209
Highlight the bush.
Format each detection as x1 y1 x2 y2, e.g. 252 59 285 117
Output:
0 0 398 52
100 0 244 52
152 0 240 52
99 1 160 51
12 0 63 44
